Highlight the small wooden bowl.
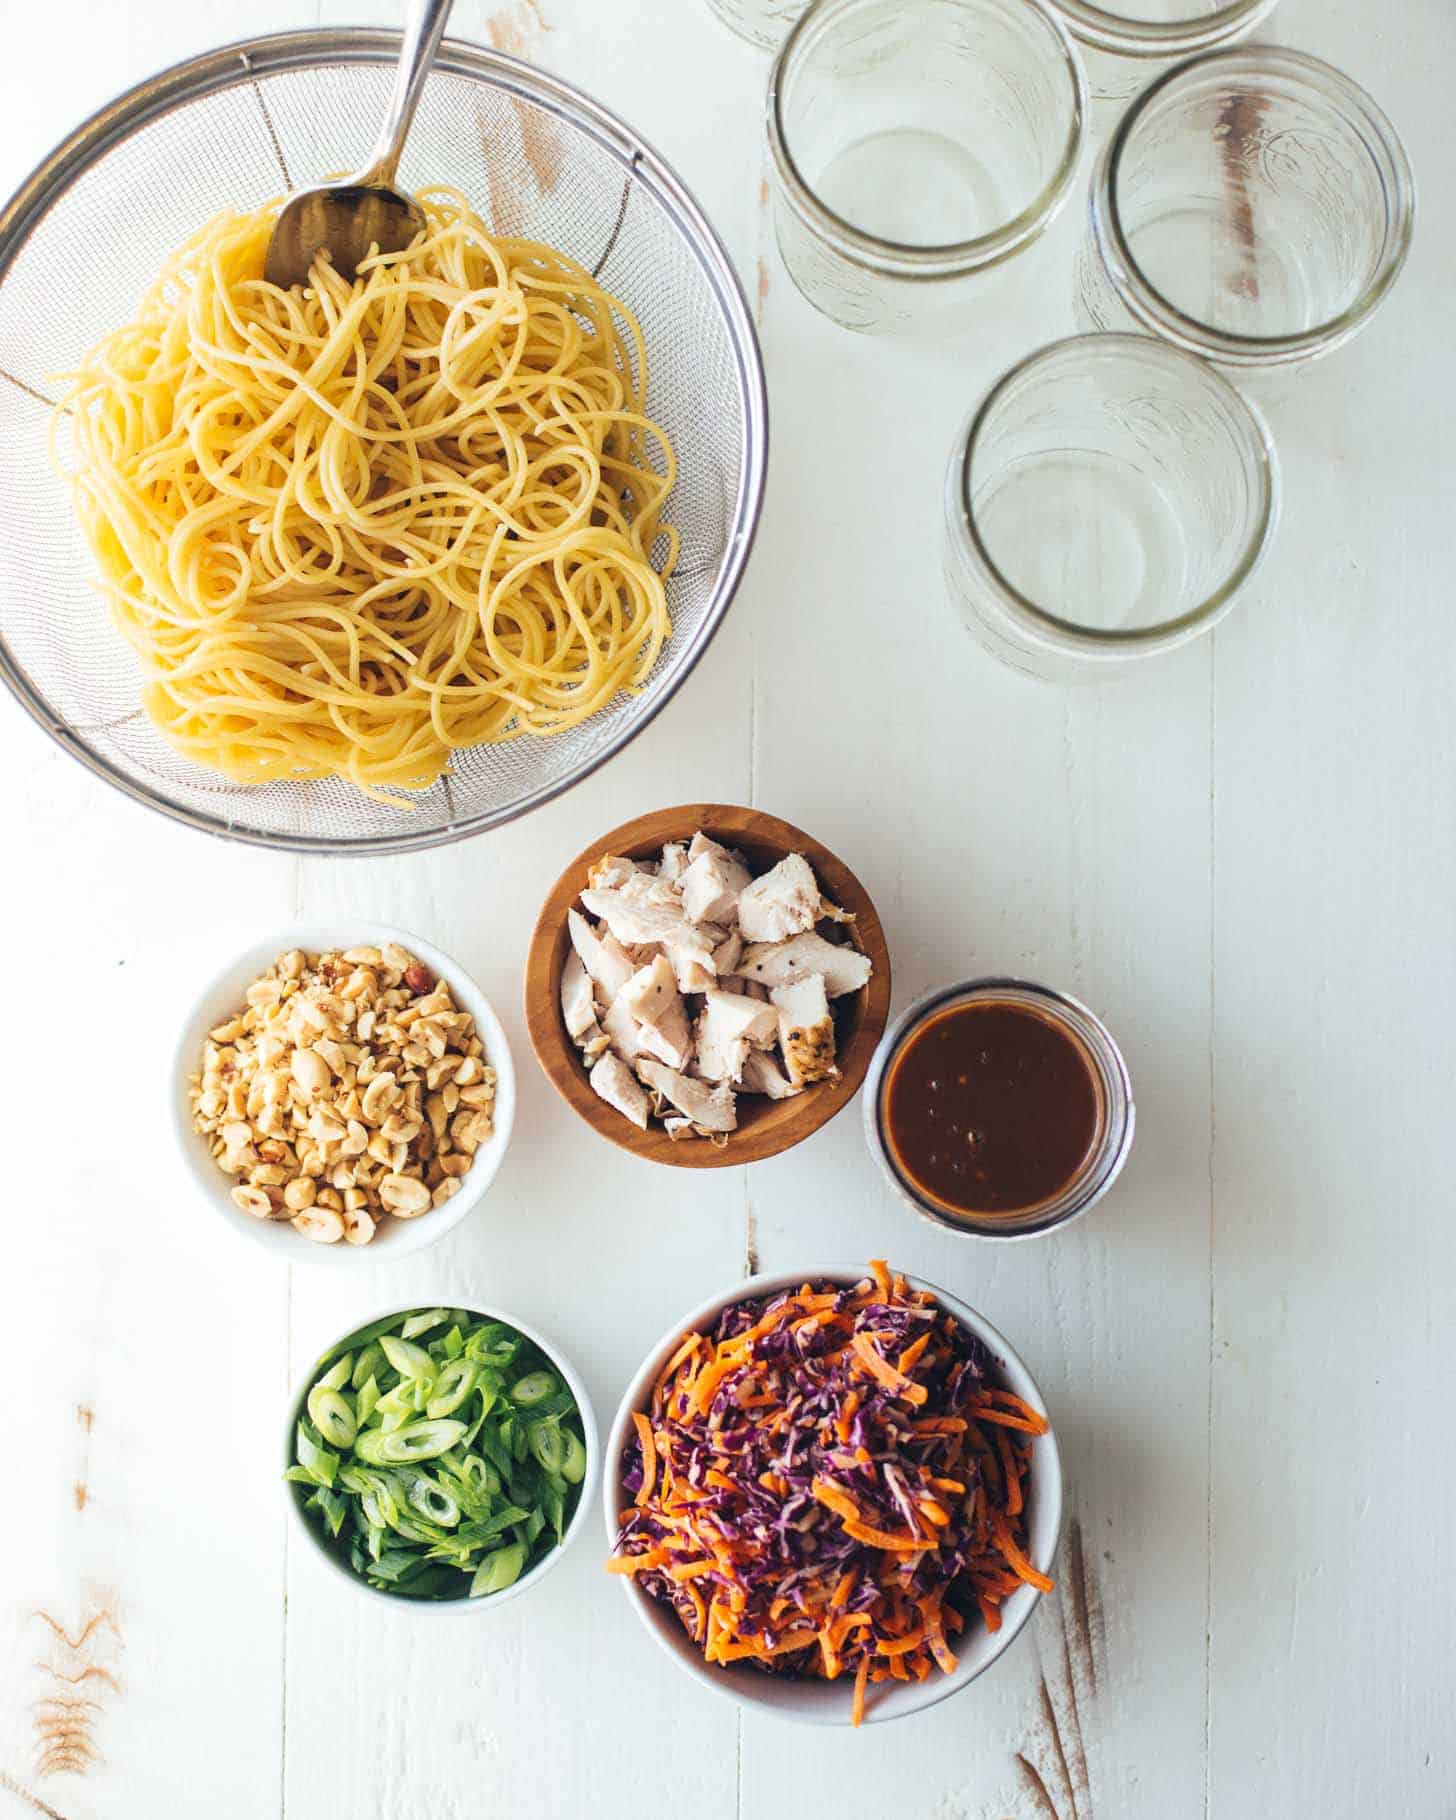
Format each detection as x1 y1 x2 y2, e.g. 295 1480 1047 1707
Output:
524 804 892 1167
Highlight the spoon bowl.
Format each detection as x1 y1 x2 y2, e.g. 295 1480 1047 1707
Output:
263 0 451 288
264 181 425 287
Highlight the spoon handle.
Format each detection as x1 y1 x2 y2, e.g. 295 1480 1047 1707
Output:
358 0 456 189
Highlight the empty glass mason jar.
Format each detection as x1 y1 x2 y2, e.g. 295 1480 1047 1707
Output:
767 0 1087 335
1075 47 1416 374
706 0 810 52
943 334 1279 680
1041 0 1278 104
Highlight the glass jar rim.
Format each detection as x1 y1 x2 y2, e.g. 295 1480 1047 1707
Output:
864 978 1136 1240
1044 0 1277 60
1091 45 1417 367
766 0 1088 279
950 333 1279 652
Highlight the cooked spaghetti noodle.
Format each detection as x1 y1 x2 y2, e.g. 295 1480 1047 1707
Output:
59 187 677 797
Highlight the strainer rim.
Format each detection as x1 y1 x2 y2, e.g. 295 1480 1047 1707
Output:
0 27 768 855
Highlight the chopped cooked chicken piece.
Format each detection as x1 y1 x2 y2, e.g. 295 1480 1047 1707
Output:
702 987 780 1049
638 1011 693 1072
658 842 688 883
771 974 837 1085
589 1052 650 1130
636 1059 738 1133
693 1018 748 1085
560 951 599 1043
818 897 856 925
601 992 646 1063
664 1115 696 1141
580 887 713 964
619 870 684 911
581 1027 612 1063
680 846 752 926
740 1048 803 1100
667 943 717 994
621 955 692 1070
736 853 822 944
712 929 744 977
567 907 635 1003
740 930 872 998
741 979 769 1002
688 831 747 866
621 953 679 1025
694 988 781 1084
587 852 641 892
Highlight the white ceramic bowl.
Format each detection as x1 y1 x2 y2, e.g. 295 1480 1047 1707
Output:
285 1301 599 1609
603 1265 1063 1725
171 922 515 1264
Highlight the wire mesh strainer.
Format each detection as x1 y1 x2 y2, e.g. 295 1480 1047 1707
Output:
0 30 767 853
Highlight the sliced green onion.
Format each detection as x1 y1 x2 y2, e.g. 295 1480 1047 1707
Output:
561 1429 587 1485
426 1359 477 1420
307 1386 358 1449
355 1375 382 1427
400 1308 450 1341
314 1486 348 1538
528 1419 566 1475
406 1474 461 1528
319 1354 353 1393
294 1422 338 1488
510 1371 556 1407
470 1542 528 1597
351 1343 386 1391
380 1336 436 1383
355 1418 466 1466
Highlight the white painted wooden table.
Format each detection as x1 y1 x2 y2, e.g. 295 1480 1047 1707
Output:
3 1 1453 1815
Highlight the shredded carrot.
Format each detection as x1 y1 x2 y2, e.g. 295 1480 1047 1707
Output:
631 1412 657 1508
810 1477 862 1524
851 1656 870 1725
969 1389 1049 1434
992 1512 1055 1593
606 1547 666 1575
998 1428 1023 1518
843 1518 931 1553
870 1259 892 1299
850 1331 929 1405
970 1404 1048 1435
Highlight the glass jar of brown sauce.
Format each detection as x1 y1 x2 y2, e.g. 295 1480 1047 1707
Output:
863 979 1134 1237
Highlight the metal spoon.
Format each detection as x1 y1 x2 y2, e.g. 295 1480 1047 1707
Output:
264 0 455 289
